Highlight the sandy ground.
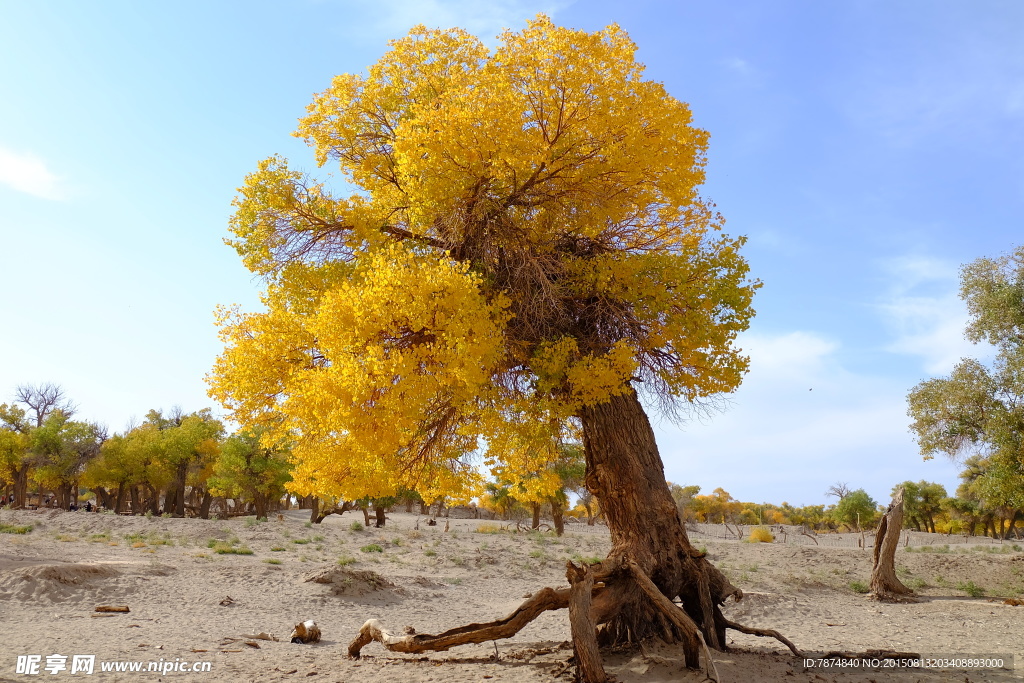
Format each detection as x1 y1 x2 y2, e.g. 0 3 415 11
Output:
1 508 1021 682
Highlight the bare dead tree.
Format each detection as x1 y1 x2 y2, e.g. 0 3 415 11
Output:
825 482 851 501
15 383 76 427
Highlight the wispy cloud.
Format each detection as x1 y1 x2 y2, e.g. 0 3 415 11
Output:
337 0 574 45
0 146 64 200
877 255 988 375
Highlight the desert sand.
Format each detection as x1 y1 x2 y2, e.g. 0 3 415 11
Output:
1 508 1021 682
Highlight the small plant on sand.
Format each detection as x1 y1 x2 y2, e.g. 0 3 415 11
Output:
957 580 985 598
0 523 33 534
848 580 870 594
312 534 324 542
304 521 313 528
391 537 402 546
53 533 78 542
908 577 928 590
337 555 357 566
747 527 774 543
451 555 466 566
264 558 282 565
476 523 503 534
292 538 311 544
361 543 384 553
350 521 364 532
270 545 288 551
424 549 437 557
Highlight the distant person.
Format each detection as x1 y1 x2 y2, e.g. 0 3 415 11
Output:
85 501 93 512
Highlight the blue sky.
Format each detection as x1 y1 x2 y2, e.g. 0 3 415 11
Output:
1 0 1021 506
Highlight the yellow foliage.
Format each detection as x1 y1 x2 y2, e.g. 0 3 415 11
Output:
748 526 774 543
209 15 758 503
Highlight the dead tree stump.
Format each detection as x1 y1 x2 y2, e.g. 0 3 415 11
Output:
870 487 914 602
566 562 606 683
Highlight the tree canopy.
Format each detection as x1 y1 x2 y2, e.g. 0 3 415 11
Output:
207 16 758 504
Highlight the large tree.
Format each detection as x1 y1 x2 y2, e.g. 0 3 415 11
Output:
209 16 763 664
908 245 1024 539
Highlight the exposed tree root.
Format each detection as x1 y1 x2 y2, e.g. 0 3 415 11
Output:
347 586 572 658
722 618 805 657
626 560 708 677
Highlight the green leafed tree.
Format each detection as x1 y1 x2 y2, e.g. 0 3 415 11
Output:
208 427 292 520
831 489 878 531
908 245 1024 539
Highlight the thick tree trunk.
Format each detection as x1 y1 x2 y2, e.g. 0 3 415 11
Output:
114 484 125 514
254 492 267 520
870 488 913 602
374 506 386 528
531 501 541 529
551 498 565 537
578 390 740 648
199 490 213 519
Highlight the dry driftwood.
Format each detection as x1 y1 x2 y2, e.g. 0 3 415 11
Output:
348 586 572 657
94 605 130 613
290 620 321 644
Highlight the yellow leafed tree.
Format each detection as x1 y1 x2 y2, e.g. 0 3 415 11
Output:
209 15 763 666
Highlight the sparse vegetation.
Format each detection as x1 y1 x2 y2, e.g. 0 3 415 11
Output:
360 544 384 553
849 580 870 594
957 580 985 597
0 523 33 534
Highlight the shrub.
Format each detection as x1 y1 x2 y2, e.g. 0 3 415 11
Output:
476 523 503 534
337 555 357 566
264 558 282 565
957 580 985 598
849 580 870 594
360 544 384 553
748 526 774 543
292 538 311 545
424 549 437 557
350 521 364 532
270 546 288 552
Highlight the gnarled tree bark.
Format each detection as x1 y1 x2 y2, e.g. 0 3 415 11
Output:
578 390 740 648
870 487 914 602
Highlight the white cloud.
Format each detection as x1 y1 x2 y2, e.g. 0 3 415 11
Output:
654 327 961 506
877 255 989 374
0 146 64 200
740 330 838 384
